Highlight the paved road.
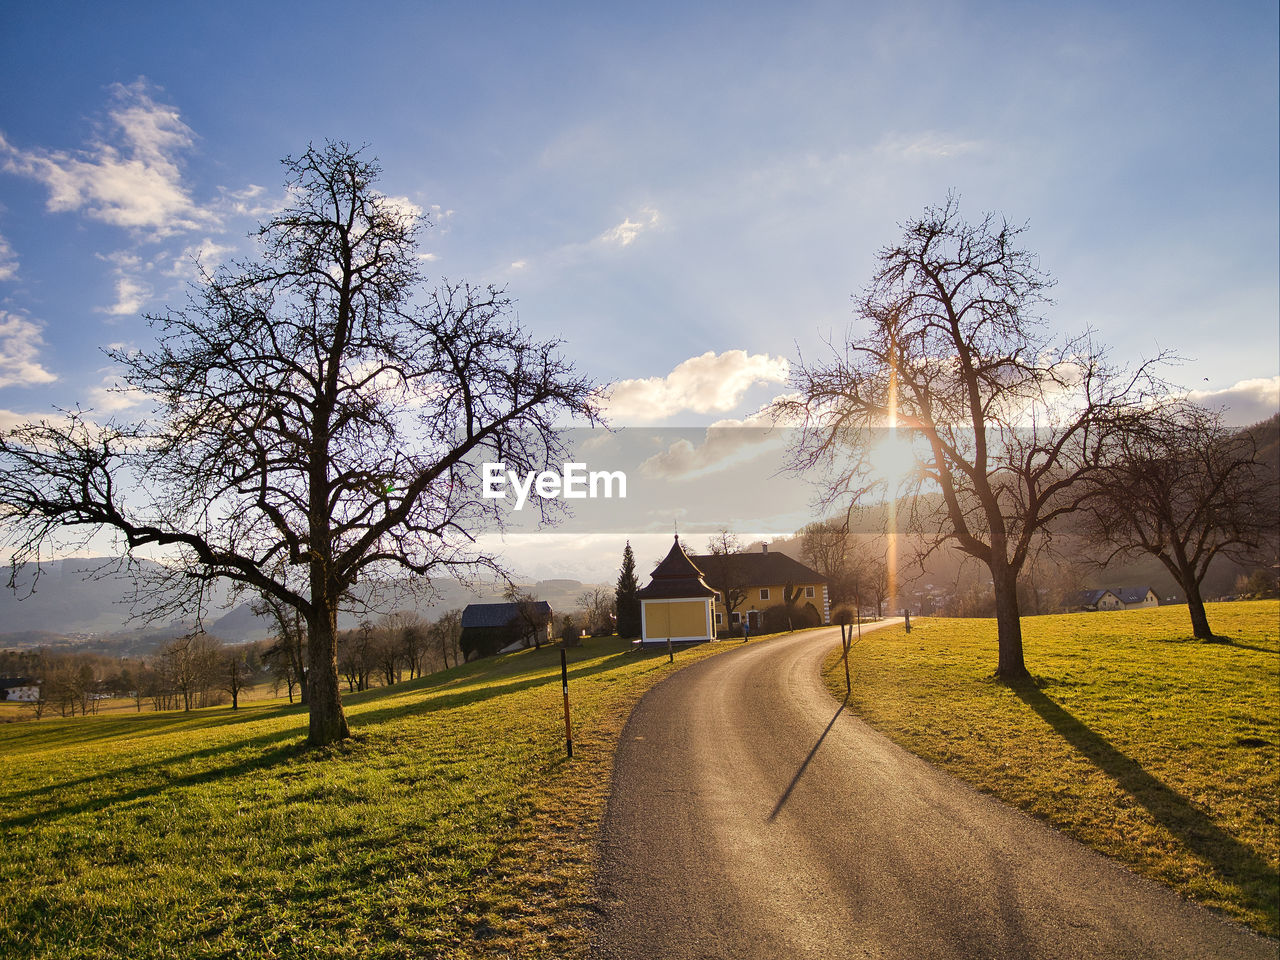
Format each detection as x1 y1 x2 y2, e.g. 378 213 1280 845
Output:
591 626 1276 960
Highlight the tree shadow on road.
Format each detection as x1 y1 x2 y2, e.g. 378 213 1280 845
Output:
768 701 845 823
1009 681 1277 907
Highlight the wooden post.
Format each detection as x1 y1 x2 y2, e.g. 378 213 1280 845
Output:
667 637 673 663
561 648 573 759
841 623 851 696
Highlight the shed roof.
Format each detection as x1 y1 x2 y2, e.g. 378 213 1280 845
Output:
461 601 552 629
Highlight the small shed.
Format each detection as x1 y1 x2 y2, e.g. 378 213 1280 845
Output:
460 601 553 661
636 536 717 644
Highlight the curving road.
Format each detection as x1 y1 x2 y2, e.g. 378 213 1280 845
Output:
590 625 1275 960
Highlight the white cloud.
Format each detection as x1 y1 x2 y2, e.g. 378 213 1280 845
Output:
427 204 455 229
599 205 660 247
214 183 282 219
0 79 213 235
876 132 984 160
381 194 424 224
603 350 790 423
85 374 148 414
0 408 32 431
1189 376 1280 426
96 251 152 316
509 259 527 270
639 405 784 480
416 252 440 263
0 312 56 388
0 232 17 281
167 237 236 278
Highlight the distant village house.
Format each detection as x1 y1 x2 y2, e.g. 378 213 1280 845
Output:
0 677 40 702
1069 587 1160 612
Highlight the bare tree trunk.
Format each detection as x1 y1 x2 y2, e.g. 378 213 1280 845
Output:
307 606 350 746
1182 578 1214 640
993 567 1029 680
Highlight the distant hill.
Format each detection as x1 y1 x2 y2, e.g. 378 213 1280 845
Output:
0 558 606 653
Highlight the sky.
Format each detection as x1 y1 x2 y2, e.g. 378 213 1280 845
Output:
0 0 1277 581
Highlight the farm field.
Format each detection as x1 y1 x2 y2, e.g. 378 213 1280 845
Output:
824 601 1280 937
0 637 734 959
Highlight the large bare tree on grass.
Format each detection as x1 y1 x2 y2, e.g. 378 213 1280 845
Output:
0 141 601 745
1085 404 1278 640
782 196 1167 679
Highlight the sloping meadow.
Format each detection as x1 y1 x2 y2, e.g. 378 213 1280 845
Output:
0 638 732 959
824 602 1280 938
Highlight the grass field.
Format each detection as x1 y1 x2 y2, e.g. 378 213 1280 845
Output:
0 637 736 959
824 601 1280 937
6 608 1276 956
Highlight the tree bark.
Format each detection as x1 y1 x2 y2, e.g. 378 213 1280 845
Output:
1182 577 1214 640
307 607 350 746
992 567 1029 680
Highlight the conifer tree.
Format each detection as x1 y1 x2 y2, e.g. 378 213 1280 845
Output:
615 541 642 638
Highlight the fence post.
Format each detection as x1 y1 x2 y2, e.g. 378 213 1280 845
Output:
841 623 851 696
561 648 573 759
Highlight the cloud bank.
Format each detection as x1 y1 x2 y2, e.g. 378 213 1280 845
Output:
1189 376 1280 426
604 350 790 423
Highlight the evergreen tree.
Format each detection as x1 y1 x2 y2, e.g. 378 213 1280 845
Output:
615 541 642 638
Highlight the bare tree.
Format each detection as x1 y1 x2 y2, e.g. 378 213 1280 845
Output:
504 585 550 650
782 196 1167 679
700 529 751 631
254 591 307 704
1085 404 1278 639
577 587 614 636
373 624 402 687
396 615 429 679
159 633 222 711
799 518 863 605
0 142 600 745
221 643 254 710
431 609 462 670
800 519 850 599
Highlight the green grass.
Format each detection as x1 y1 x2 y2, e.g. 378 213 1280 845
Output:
0 637 736 959
824 601 1280 937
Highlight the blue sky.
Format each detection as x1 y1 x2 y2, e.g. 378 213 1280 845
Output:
1 1 1277 577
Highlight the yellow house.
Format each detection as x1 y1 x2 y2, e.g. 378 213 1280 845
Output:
637 536 717 644
690 544 830 633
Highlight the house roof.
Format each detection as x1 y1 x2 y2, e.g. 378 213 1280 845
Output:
1069 589 1116 606
636 536 718 600
461 601 552 629
688 550 827 589
1113 587 1155 604
0 677 35 689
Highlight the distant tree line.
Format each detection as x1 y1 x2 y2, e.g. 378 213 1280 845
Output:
1 606 469 721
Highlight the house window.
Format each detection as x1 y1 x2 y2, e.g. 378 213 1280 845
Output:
731 612 740 624
760 588 770 601
715 612 722 625
805 586 815 598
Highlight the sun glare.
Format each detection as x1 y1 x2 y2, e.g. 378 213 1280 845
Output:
869 430 917 488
